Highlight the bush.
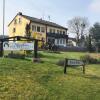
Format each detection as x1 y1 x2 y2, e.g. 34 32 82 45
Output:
7 52 25 59
80 55 98 64
25 50 33 56
56 59 65 67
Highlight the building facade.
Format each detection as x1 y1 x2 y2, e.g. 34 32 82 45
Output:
8 12 68 47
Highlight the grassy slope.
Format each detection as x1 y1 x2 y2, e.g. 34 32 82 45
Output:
0 52 100 100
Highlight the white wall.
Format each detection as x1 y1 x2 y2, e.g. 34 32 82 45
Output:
55 38 66 47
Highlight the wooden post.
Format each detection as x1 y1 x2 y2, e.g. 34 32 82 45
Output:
33 40 39 62
64 58 67 74
34 40 38 58
83 65 85 74
0 41 3 57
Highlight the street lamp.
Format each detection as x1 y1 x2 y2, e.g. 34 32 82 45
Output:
3 0 5 38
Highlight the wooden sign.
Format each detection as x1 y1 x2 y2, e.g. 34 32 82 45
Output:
64 59 85 74
3 42 34 51
67 59 84 66
0 36 40 60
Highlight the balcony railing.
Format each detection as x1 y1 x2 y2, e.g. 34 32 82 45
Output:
47 32 68 39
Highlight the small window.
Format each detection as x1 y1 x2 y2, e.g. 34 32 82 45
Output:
63 31 65 34
53 29 55 33
41 27 45 33
60 39 62 44
32 25 36 31
60 31 62 34
14 19 17 24
57 39 59 44
63 39 65 44
13 28 16 33
19 18 21 24
37 26 40 32
57 30 59 34
50 29 52 33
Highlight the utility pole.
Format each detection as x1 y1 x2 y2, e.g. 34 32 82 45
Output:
3 0 5 38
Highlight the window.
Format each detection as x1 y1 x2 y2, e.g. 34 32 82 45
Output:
32 25 36 31
41 27 45 33
14 19 17 24
63 31 65 34
57 39 59 44
63 39 65 44
53 29 55 33
13 28 16 33
50 29 52 33
60 39 62 44
37 26 40 32
57 30 59 34
60 31 62 34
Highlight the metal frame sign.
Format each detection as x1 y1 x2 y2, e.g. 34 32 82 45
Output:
3 42 34 50
67 59 84 66
64 59 85 74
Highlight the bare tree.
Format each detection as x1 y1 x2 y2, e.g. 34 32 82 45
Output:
68 17 89 46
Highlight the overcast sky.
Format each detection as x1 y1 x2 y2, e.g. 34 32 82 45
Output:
0 0 100 36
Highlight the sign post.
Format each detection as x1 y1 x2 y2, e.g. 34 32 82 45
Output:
0 41 3 57
64 59 86 74
83 65 85 74
33 40 39 62
64 58 68 74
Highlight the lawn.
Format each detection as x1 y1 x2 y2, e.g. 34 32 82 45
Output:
0 51 100 100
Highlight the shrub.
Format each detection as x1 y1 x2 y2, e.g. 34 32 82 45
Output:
7 52 25 59
56 59 65 67
80 55 98 64
25 50 33 56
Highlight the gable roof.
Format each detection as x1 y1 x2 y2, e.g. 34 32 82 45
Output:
8 12 68 30
22 15 67 30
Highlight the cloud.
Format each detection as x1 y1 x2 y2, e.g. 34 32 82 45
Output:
89 0 100 13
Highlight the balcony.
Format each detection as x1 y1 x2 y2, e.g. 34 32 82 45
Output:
47 33 68 39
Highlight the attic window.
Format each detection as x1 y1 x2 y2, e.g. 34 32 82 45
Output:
14 19 17 24
13 28 16 33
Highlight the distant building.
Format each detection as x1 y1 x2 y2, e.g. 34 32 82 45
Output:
8 12 68 47
68 37 77 46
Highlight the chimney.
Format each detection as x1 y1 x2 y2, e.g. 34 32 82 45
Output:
18 12 22 15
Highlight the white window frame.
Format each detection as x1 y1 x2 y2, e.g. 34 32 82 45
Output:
37 26 41 32
41 27 45 33
32 25 36 32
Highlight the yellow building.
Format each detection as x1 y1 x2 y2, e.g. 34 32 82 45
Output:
8 12 68 47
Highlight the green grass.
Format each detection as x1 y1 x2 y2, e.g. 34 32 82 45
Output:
0 52 100 100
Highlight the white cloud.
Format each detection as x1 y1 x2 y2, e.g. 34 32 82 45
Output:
89 0 100 13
